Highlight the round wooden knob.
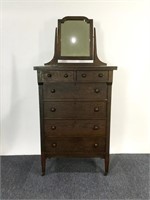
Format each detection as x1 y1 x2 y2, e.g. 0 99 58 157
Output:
93 125 99 130
52 143 57 148
51 89 55 93
64 74 68 78
98 73 103 78
94 107 99 112
51 125 56 130
50 107 56 112
95 88 100 93
82 74 87 78
94 143 98 148
47 73 52 77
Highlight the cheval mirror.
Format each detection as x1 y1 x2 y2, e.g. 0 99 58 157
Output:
45 16 106 65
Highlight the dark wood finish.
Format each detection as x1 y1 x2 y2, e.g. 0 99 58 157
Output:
77 70 108 82
42 71 74 82
34 17 117 176
44 101 106 119
43 83 107 100
44 137 106 153
44 119 106 137
35 66 117 175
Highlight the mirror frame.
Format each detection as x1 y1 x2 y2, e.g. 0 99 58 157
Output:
58 16 93 60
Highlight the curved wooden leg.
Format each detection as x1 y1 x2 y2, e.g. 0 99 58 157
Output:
41 154 46 176
104 156 109 176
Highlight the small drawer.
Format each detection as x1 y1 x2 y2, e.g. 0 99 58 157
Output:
44 101 106 119
77 71 108 82
44 119 106 137
43 83 107 100
44 137 106 154
42 71 74 82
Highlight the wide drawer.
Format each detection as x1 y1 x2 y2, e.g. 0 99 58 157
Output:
43 83 107 100
77 71 108 82
44 137 105 153
41 71 74 82
44 119 106 137
44 101 106 119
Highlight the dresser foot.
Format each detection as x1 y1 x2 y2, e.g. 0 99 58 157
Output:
104 156 109 175
41 172 45 176
104 171 108 176
41 154 46 176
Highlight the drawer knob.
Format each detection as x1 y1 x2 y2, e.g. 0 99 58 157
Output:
95 88 100 93
94 143 99 148
52 143 57 148
98 73 103 78
64 73 68 78
50 107 56 112
82 73 87 78
93 125 99 130
47 73 52 77
94 107 99 112
51 125 56 130
51 89 55 93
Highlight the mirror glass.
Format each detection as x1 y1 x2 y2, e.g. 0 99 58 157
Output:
60 20 90 57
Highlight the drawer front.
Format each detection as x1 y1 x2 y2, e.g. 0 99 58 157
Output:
44 137 105 153
44 101 106 119
42 71 74 82
43 83 107 100
77 71 108 82
44 119 106 137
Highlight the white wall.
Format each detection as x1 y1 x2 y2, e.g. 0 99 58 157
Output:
1 0 150 155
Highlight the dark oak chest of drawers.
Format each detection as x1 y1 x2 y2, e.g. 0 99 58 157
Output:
34 65 117 175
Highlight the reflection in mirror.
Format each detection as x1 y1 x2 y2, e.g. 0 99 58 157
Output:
60 20 90 57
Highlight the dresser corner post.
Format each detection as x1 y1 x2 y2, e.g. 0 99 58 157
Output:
105 71 113 176
38 82 46 176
